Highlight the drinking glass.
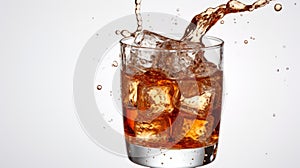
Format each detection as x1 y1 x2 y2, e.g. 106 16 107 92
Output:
120 36 224 167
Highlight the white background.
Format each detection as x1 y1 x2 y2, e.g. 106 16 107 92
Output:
1 0 300 167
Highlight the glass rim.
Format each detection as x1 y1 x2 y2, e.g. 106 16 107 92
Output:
120 36 224 51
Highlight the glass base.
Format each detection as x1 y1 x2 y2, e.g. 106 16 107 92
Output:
126 142 218 168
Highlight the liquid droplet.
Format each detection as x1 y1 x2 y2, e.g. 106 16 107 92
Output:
277 69 280 72
112 60 118 67
115 30 121 35
97 85 102 90
274 3 282 11
176 8 180 12
273 113 276 117
244 40 248 44
220 20 225 24
286 67 290 70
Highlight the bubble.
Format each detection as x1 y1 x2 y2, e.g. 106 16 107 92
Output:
220 20 225 24
112 60 118 67
244 40 248 44
115 30 121 35
274 3 282 12
97 85 102 90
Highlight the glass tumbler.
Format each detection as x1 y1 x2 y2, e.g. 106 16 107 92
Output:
120 36 224 167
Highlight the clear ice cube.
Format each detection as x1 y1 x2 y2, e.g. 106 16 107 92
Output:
134 30 169 48
136 71 180 121
178 91 214 119
182 116 214 141
135 116 170 141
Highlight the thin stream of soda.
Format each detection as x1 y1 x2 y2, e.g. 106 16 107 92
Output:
182 0 273 42
119 0 143 37
135 0 143 33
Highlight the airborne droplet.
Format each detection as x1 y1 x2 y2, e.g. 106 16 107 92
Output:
244 40 248 44
97 85 102 90
112 60 118 67
115 30 121 35
274 3 282 12
220 20 224 24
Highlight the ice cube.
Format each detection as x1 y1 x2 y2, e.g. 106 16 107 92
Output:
134 30 169 48
178 79 200 98
134 116 170 142
138 85 174 115
192 62 218 78
136 72 180 121
182 115 214 142
179 91 214 119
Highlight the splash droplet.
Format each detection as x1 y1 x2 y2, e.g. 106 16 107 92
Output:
274 3 282 12
244 40 248 44
97 85 102 90
115 30 121 35
277 69 280 72
112 60 118 67
220 20 225 24
273 113 276 117
286 67 290 70
176 8 180 12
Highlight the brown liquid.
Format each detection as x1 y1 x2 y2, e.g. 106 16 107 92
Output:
122 69 222 148
121 0 272 149
182 0 273 42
